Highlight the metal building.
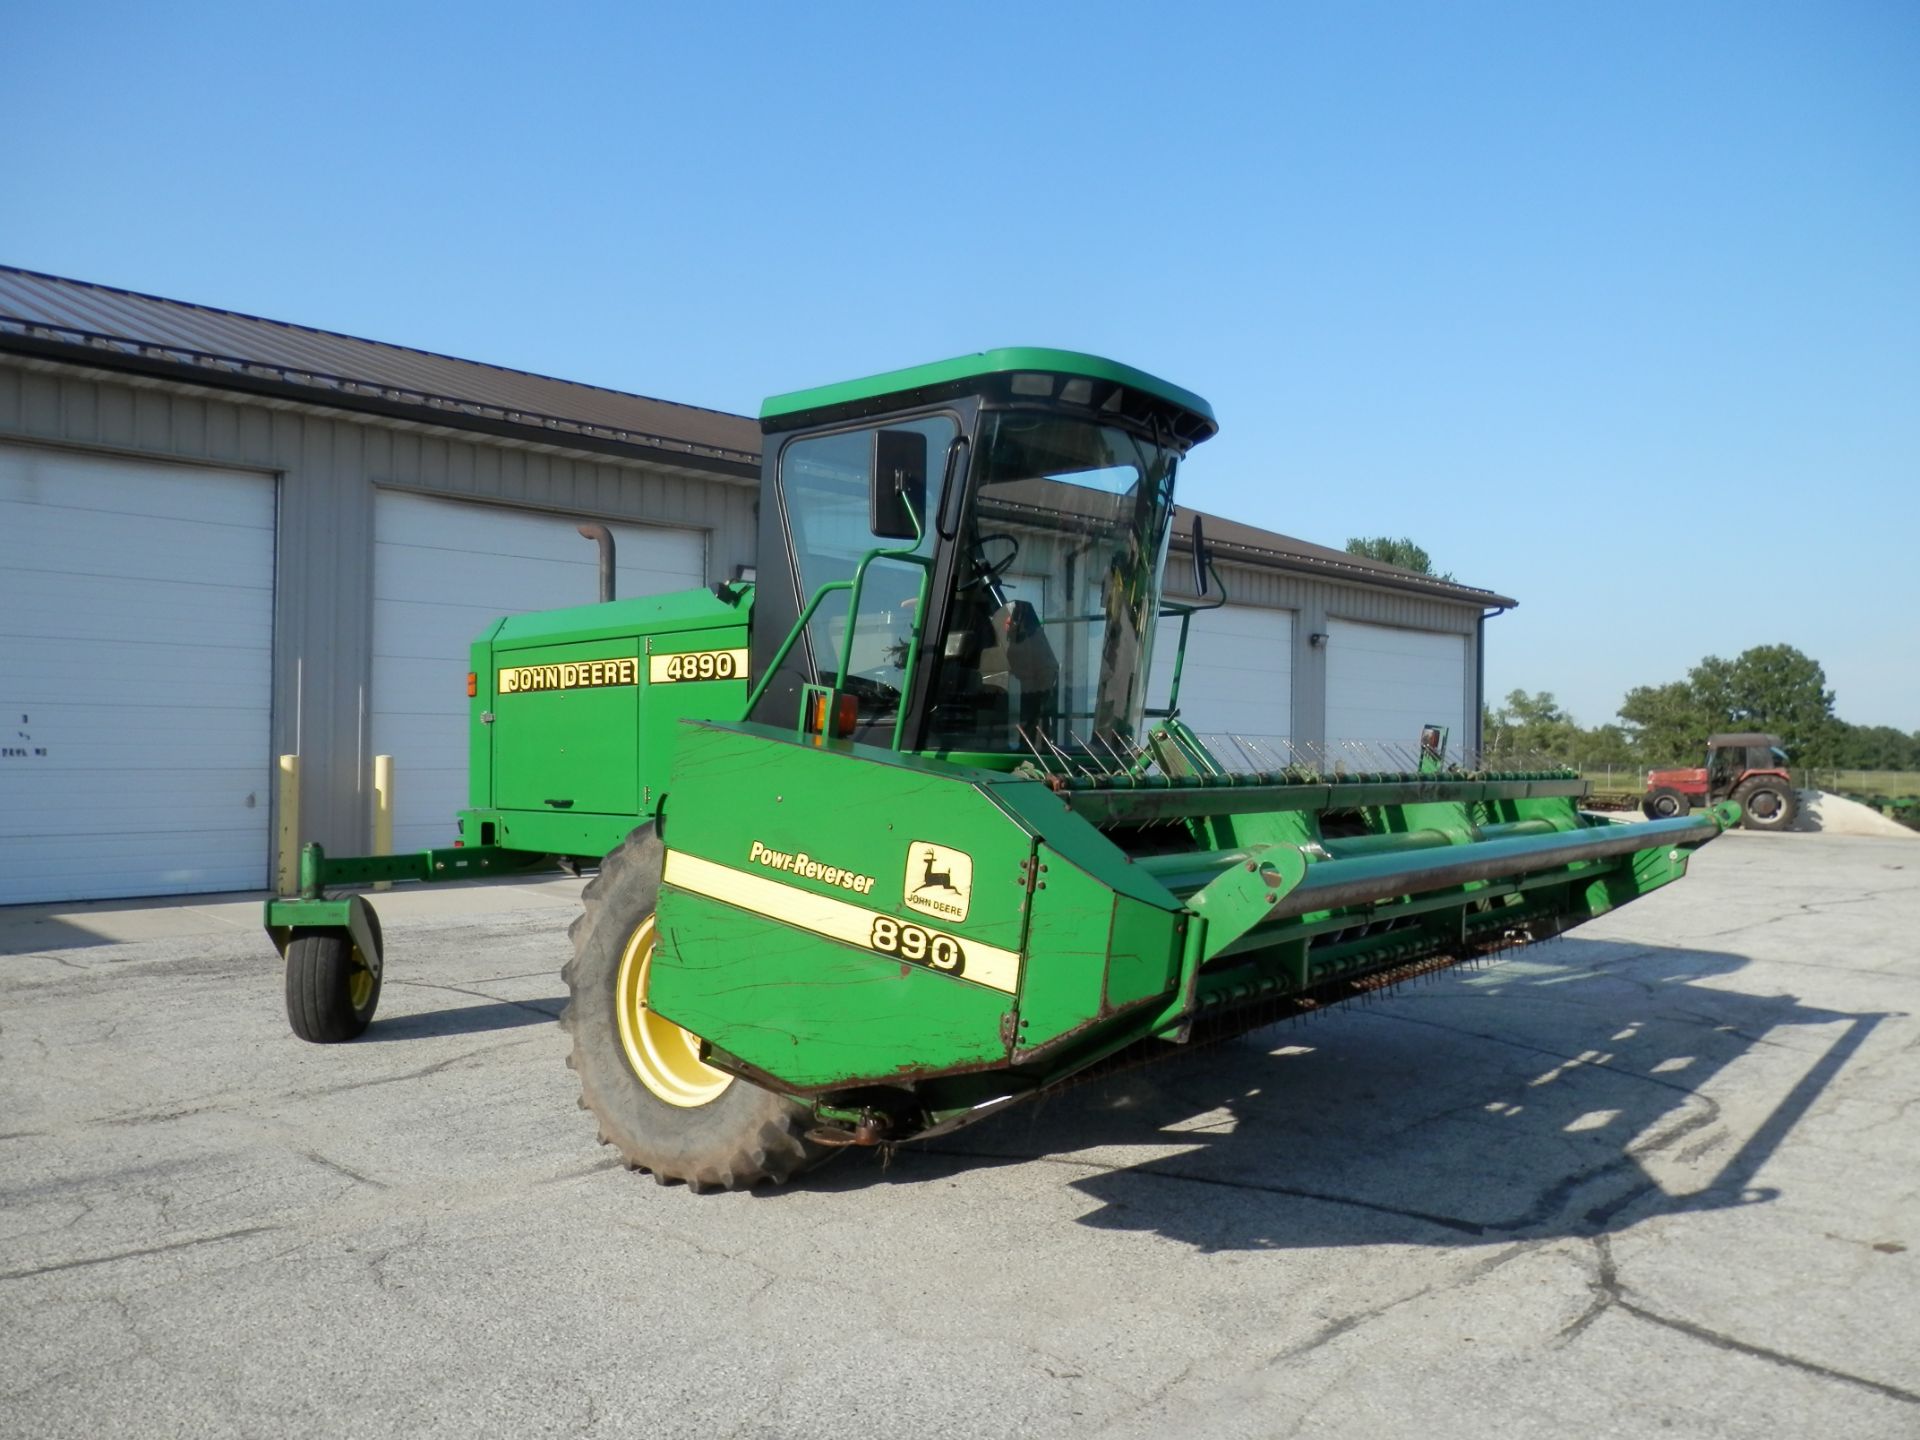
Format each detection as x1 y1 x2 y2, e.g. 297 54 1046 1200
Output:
0 266 1514 905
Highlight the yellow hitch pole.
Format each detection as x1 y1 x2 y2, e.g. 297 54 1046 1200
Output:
372 754 395 891
276 754 300 896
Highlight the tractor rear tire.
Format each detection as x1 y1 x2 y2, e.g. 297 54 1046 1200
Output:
560 824 828 1191
1734 777 1799 832
285 916 383 1043
1643 788 1690 819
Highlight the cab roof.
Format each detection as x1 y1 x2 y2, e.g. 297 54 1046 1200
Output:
759 347 1217 442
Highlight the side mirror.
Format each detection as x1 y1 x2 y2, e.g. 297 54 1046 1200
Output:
1190 513 1212 597
871 429 928 541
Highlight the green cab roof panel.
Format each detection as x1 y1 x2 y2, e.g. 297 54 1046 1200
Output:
759 347 1216 435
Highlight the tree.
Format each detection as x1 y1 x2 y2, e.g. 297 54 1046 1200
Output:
1618 644 1838 764
1618 679 1716 765
1485 690 1638 765
1828 723 1920 771
1580 722 1638 766
1345 536 1455 582
1485 689 1581 757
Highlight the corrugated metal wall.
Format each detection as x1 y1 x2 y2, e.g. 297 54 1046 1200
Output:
0 358 757 857
1166 557 1484 752
1 354 1490 891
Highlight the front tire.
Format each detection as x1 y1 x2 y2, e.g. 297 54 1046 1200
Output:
560 825 827 1190
285 916 382 1043
1734 778 1799 832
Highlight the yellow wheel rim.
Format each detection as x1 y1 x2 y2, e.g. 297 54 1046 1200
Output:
615 915 733 1108
348 937 376 1011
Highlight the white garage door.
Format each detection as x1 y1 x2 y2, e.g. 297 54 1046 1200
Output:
371 491 706 852
1325 619 1466 758
1148 603 1293 750
0 445 274 904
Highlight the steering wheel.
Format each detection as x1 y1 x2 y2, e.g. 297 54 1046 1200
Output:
959 532 1020 592
840 671 900 707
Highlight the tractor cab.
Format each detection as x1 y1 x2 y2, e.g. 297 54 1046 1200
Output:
742 348 1217 764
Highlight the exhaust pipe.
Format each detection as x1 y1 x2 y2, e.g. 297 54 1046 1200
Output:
576 523 615 603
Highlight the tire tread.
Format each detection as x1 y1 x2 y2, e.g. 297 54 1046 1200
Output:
562 824 827 1190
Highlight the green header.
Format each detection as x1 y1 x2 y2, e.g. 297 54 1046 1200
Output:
759 347 1215 428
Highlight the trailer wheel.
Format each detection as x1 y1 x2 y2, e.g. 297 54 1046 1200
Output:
285 916 383 1043
561 824 827 1191
1643 788 1689 819
1733 778 1798 832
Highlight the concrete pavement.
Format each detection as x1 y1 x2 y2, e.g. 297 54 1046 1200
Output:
1 833 1915 1438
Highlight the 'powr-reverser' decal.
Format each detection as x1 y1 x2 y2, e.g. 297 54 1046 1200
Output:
661 849 1019 995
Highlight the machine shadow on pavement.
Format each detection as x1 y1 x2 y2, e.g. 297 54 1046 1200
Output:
359 991 566 1040
808 935 1884 1252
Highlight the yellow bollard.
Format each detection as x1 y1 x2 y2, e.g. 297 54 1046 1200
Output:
276 754 300 896
373 754 395 891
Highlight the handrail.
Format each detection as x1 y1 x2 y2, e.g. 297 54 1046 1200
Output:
1154 562 1229 718
743 493 932 748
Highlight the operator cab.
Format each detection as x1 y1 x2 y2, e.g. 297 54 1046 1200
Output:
1706 732 1789 793
746 349 1217 764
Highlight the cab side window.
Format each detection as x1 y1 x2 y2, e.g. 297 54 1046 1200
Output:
777 416 956 733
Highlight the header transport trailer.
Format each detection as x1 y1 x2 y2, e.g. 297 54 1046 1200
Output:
265 348 1738 1191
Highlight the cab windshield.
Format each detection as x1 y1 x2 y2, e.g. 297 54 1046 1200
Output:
925 412 1176 756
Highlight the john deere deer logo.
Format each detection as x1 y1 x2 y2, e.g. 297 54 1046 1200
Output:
915 850 959 896
902 841 973 923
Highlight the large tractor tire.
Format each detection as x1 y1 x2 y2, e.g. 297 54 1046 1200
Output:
1643 788 1690 819
1733 777 1799 832
560 825 828 1190
285 914 383 1043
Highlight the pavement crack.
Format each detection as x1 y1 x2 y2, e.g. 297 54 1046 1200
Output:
0 1224 280 1281
1272 1241 1536 1363
1557 1236 1920 1406
300 1149 389 1190
292 1044 503 1097
385 978 563 1018
1556 1234 1620 1343
1615 1297 1920 1406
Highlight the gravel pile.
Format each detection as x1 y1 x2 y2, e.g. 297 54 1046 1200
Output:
1586 790 1916 839
1800 790 1919 838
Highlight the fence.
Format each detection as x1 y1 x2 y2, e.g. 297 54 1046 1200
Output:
1538 763 1920 800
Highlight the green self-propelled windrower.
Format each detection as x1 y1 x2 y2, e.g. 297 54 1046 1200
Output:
264 347 1739 1189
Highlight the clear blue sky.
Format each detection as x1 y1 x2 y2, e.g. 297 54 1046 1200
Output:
5 2 1915 730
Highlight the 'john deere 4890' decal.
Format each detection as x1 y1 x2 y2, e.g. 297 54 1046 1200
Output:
649 648 749 683
660 849 1018 994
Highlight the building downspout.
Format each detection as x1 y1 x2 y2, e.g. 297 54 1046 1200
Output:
577 523 616 603
1478 605 1509 757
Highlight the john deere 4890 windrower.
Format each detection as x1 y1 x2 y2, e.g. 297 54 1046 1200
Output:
266 349 1737 1189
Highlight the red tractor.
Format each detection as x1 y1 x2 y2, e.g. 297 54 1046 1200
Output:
1643 732 1799 831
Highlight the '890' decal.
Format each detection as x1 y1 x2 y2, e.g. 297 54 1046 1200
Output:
870 915 965 976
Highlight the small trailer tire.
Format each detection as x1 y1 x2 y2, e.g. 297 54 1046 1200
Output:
562 824 828 1191
285 917 383 1043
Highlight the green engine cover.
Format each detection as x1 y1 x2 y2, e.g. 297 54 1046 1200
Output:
459 585 754 858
